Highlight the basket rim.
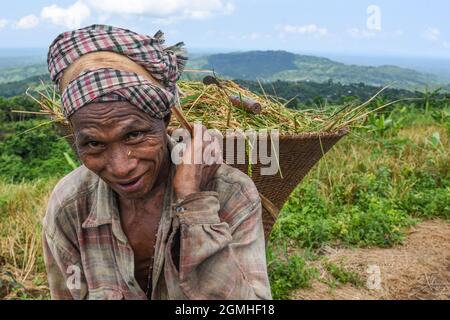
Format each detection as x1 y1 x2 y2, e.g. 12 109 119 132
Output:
277 127 350 140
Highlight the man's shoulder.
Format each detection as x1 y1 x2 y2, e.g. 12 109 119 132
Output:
212 164 261 227
43 166 99 235
50 165 99 206
213 164 260 202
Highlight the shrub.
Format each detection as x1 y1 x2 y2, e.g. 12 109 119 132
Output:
0 120 77 182
267 248 318 299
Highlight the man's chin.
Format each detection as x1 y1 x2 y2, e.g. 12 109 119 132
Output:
111 177 155 200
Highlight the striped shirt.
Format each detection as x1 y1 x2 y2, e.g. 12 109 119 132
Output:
42 139 272 300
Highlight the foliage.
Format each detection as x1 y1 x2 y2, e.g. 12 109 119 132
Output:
267 247 318 299
0 96 41 122
0 120 78 182
235 79 450 109
323 261 364 288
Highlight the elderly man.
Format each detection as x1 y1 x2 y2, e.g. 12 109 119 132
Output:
42 25 271 300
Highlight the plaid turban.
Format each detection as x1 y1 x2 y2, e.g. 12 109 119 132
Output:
47 24 188 119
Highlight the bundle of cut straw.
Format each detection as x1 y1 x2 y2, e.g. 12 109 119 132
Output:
25 79 392 135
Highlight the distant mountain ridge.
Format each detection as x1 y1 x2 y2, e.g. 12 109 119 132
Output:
0 64 47 84
0 50 449 91
188 50 449 91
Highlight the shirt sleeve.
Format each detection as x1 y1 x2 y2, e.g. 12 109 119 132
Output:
42 197 88 300
165 190 272 300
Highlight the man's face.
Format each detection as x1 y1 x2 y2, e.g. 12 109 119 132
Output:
70 101 169 200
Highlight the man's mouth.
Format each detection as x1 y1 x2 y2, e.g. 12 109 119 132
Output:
115 175 145 193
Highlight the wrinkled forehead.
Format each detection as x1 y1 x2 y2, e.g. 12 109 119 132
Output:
69 101 160 130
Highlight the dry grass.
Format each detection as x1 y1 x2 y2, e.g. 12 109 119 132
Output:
309 124 449 201
0 179 57 299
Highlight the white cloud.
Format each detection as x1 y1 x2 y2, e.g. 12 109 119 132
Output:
86 0 234 21
15 14 39 29
41 1 91 29
0 19 7 29
227 32 271 41
394 29 404 37
247 32 263 40
421 27 450 49
348 28 376 39
422 27 440 41
277 24 328 37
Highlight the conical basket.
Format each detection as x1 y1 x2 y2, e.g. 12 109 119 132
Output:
223 129 349 238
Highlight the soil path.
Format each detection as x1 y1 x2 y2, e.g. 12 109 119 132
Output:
294 220 450 300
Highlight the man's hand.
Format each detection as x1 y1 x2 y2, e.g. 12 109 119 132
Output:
172 124 222 199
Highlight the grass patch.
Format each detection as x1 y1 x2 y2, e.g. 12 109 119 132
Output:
0 178 58 299
267 247 318 299
323 261 364 288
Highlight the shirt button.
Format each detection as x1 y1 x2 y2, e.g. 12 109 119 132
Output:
175 206 185 213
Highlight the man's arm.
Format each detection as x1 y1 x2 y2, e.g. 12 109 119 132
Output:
43 233 73 300
42 193 87 300
165 190 272 300
168 125 271 299
43 230 88 300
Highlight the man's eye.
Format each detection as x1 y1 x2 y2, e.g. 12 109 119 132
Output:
86 141 104 149
126 131 145 141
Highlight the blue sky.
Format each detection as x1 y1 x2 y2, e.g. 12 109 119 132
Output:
0 0 449 58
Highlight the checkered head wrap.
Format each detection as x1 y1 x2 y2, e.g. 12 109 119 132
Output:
47 24 188 119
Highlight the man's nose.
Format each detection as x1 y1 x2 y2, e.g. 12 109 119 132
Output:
107 144 137 178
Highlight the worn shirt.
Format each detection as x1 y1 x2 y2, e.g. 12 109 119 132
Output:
42 139 272 300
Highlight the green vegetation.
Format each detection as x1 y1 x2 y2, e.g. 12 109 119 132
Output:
0 96 41 122
1 51 450 93
0 120 77 182
235 79 434 108
323 261 364 288
267 250 318 299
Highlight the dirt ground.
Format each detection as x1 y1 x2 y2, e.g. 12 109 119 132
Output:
293 219 450 300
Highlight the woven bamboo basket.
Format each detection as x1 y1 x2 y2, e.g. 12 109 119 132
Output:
223 129 349 238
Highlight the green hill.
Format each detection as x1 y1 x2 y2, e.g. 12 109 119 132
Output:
189 51 449 91
0 74 50 97
0 63 48 84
